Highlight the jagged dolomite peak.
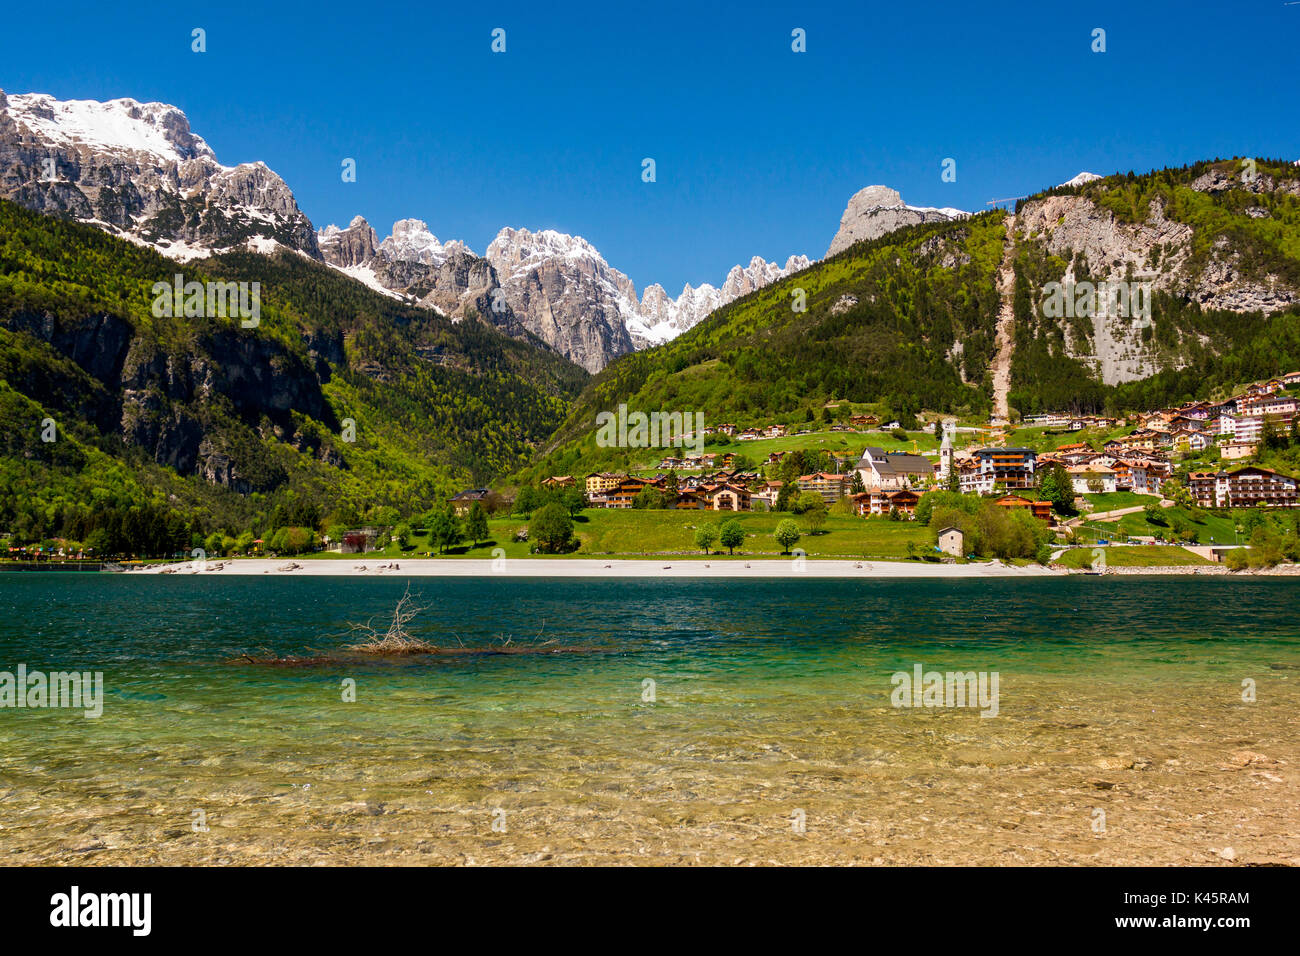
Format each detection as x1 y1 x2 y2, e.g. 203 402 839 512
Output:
826 185 967 257
317 215 378 268
377 218 475 265
627 254 812 348
0 90 320 259
486 227 622 276
317 217 499 312
317 217 478 271
484 227 639 372
484 227 812 363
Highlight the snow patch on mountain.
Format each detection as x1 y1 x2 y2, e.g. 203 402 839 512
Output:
1060 171 1102 188
912 203 967 218
333 262 411 301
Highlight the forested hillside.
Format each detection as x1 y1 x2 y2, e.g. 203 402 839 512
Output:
522 214 1009 479
0 198 587 550
1009 158 1300 414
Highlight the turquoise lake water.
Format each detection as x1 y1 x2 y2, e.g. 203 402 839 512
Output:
1 574 1297 865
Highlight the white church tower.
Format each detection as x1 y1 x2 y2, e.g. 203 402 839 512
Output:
938 420 955 481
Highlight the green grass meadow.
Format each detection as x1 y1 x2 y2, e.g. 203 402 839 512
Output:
369 509 933 560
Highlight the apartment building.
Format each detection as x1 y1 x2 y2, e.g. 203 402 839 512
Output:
993 495 1054 521
1239 395 1297 419
1219 441 1256 461
705 483 752 511
958 447 1037 494
796 472 849 504
851 488 920 518
585 472 622 496
1066 465 1117 494
606 476 656 509
1188 467 1299 508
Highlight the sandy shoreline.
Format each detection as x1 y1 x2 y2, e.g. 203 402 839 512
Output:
134 557 1065 578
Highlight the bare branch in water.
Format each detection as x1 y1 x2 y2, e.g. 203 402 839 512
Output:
344 584 438 654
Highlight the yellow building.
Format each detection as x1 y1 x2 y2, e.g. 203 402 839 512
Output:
585 472 621 495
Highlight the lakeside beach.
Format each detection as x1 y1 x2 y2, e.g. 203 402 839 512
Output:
131 556 1065 578
120 555 1300 577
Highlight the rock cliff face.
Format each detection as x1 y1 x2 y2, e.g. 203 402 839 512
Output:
0 90 320 259
1015 162 1300 384
414 250 525 337
482 227 636 373
317 216 377 267
826 185 966 257
1021 167 1300 317
6 303 333 491
1017 193 1189 383
368 219 486 314
1017 194 1194 292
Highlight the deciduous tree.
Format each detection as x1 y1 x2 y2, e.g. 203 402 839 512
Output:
719 518 744 555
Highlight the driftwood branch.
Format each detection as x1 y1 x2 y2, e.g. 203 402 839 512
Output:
344 584 437 654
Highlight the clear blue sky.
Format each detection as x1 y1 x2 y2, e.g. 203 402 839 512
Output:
2 1 1297 293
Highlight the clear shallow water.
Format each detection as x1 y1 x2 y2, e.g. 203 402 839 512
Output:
1 574 1297 865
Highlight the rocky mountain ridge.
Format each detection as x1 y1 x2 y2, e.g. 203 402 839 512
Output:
1 88 950 373
0 90 319 260
316 217 811 372
7 90 1295 391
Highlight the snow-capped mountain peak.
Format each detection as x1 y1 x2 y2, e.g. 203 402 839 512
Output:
624 252 812 348
5 92 219 166
486 226 611 277
1060 171 1102 188
0 89 320 258
318 214 372 238
378 218 475 264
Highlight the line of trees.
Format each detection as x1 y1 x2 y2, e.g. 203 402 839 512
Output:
513 484 585 517
916 489 1052 562
693 518 746 555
